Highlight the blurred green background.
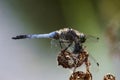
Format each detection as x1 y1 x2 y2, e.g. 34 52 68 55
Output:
0 0 120 80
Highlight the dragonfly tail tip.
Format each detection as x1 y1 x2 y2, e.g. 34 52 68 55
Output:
12 35 27 40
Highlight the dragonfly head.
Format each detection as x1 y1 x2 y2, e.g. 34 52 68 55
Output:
79 33 86 43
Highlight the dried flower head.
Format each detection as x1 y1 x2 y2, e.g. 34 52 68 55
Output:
57 49 89 69
69 71 92 80
103 73 116 80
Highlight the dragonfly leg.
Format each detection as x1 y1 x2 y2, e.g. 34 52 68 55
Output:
63 43 72 51
59 40 63 49
59 40 72 51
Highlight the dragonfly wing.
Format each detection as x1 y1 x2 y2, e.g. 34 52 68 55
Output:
85 35 99 43
51 39 74 52
51 39 60 48
88 53 99 72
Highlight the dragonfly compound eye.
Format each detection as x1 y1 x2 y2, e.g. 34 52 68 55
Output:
80 33 86 43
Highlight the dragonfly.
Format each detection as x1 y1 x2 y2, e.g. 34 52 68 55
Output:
12 28 99 53
12 28 99 67
13 28 85 51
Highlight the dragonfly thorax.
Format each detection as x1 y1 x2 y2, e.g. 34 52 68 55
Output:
56 28 86 44
56 28 77 42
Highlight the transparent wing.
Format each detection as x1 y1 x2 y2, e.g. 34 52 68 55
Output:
88 53 99 72
85 35 99 43
51 39 74 52
51 39 60 48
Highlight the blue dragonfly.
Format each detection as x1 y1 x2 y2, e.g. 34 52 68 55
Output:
12 28 90 52
12 28 99 68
